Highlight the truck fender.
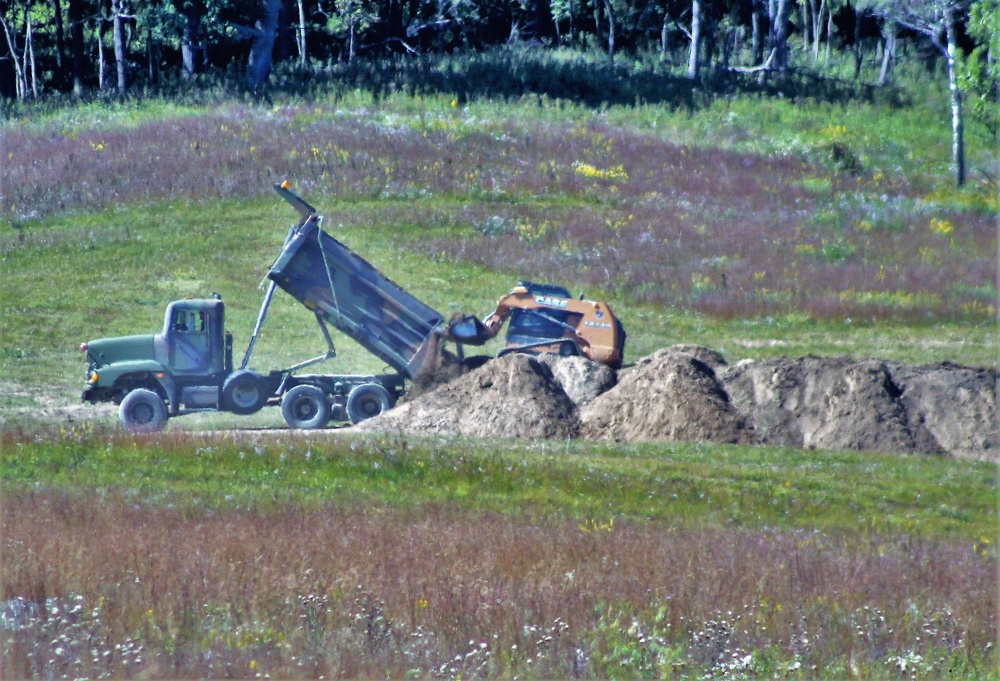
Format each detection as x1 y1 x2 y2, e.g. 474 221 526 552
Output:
101 361 171 403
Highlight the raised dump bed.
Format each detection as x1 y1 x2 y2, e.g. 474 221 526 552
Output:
266 186 445 380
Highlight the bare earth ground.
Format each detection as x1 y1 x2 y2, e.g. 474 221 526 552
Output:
4 346 996 460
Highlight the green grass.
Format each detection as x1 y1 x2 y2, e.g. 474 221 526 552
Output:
3 427 995 541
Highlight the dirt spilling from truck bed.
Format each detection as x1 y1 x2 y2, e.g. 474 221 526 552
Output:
358 345 997 460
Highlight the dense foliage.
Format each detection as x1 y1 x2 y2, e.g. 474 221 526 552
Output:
0 0 995 99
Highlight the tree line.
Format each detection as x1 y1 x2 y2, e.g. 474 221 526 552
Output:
1 0 996 184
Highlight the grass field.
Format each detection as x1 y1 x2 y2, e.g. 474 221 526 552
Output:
1 55 997 678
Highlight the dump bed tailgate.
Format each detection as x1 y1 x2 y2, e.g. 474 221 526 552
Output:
267 217 444 379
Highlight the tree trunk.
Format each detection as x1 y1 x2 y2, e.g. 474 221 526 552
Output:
247 0 280 88
347 18 354 64
944 6 965 186
800 0 809 55
824 8 832 62
751 0 763 64
853 3 862 78
111 0 128 93
810 0 824 61
97 19 105 90
688 0 701 79
604 0 615 61
348 18 355 62
147 26 157 83
23 7 38 98
181 4 203 78
877 18 895 86
0 14 26 99
661 13 669 57
69 0 85 95
765 0 791 70
296 0 307 67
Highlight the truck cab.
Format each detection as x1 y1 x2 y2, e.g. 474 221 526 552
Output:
81 296 245 430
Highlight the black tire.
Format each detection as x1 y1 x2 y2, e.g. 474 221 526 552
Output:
281 384 331 430
346 383 393 424
221 370 268 415
119 389 168 433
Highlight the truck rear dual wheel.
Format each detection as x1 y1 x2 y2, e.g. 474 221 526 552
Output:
221 370 268 415
119 389 168 433
281 385 330 430
346 383 393 424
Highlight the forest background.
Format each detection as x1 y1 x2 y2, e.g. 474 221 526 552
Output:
1 0 997 192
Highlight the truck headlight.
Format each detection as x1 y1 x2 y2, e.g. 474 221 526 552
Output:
88 371 99 384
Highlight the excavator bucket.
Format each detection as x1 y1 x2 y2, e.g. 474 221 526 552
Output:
446 314 491 345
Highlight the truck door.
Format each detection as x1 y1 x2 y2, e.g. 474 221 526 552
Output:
168 306 211 374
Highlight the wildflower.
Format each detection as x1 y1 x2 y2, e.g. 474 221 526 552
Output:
929 218 954 235
573 162 628 181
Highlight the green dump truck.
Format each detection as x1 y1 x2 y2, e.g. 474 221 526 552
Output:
81 184 449 433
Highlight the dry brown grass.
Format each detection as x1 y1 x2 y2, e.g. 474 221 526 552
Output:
3 489 994 678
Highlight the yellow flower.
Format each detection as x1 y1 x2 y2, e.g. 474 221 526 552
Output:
573 162 628 181
929 218 954 235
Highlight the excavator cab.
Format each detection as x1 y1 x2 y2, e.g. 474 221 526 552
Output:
505 282 574 349
444 281 625 368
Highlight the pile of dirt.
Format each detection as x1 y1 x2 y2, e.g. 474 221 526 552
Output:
723 357 916 454
535 354 617 406
886 361 998 460
357 353 579 439
357 345 996 460
579 346 750 444
723 357 997 460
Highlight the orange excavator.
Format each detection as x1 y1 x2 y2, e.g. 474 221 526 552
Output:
445 281 626 369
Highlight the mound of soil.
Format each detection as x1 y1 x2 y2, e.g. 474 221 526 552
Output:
356 343 995 460
884 361 996 460
723 357 997 460
357 353 579 439
535 354 617 406
723 357 913 453
579 346 750 444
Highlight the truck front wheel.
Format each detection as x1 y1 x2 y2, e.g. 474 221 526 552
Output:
281 385 330 430
221 370 268 415
119 389 168 433
346 383 393 424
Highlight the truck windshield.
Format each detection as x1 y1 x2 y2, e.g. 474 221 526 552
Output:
172 309 205 333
